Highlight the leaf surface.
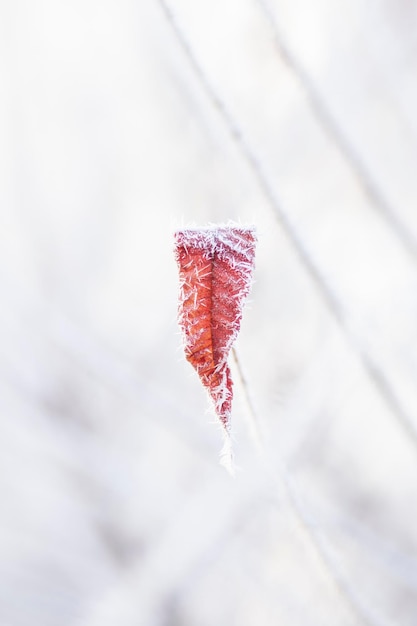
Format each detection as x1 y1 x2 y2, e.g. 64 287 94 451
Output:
175 226 256 438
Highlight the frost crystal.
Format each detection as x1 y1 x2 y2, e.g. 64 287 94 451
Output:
174 224 256 466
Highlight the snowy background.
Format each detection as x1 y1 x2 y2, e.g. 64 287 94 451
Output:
2 0 417 624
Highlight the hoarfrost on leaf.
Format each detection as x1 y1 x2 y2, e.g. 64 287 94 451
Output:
174 224 256 468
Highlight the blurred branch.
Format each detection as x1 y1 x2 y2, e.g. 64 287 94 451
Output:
257 0 417 264
232 347 383 626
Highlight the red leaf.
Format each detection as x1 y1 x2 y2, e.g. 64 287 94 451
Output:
174 225 256 440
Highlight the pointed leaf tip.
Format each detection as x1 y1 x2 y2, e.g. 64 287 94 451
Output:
174 225 256 443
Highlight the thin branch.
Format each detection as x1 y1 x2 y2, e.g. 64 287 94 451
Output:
231 347 264 455
232 348 384 626
257 0 417 264
158 0 417 449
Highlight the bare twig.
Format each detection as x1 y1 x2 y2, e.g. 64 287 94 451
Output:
231 347 264 455
257 0 417 264
232 348 383 626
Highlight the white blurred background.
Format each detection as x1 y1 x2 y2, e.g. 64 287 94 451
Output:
1 0 417 624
